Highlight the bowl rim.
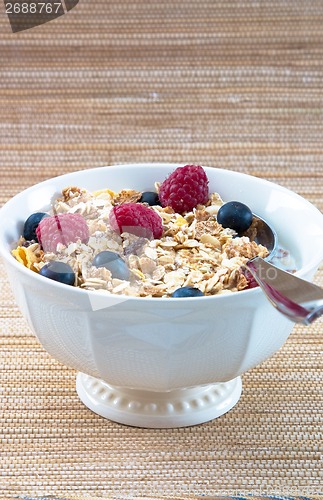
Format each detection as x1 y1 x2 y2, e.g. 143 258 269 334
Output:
0 163 322 303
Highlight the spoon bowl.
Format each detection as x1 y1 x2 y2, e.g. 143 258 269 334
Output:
246 214 323 325
244 214 278 257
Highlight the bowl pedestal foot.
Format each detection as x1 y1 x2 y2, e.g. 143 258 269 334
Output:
76 373 242 428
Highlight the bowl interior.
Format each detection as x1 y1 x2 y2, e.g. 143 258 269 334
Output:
1 163 323 281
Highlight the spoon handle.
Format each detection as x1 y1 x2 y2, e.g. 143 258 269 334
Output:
246 257 323 325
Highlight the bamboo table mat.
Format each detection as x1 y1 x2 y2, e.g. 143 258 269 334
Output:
0 0 322 498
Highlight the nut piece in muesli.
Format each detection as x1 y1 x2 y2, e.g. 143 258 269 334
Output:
12 165 270 297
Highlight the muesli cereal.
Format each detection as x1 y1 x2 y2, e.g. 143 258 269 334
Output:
12 165 276 297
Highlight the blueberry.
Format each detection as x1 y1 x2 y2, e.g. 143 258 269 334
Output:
23 212 49 242
40 261 75 286
217 201 253 233
93 251 130 280
139 192 161 206
171 286 204 298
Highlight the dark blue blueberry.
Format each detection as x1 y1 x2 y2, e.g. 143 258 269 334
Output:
93 251 130 280
139 192 161 206
40 261 75 286
171 286 204 298
217 201 253 233
23 212 49 242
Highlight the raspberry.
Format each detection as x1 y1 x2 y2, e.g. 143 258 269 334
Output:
158 164 209 214
109 203 163 239
36 213 89 252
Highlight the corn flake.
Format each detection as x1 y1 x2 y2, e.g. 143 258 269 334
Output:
12 243 43 272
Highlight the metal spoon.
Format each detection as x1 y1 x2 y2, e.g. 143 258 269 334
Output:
244 215 323 325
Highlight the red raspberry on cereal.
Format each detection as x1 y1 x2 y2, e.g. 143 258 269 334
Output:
36 213 89 252
158 164 209 214
109 203 163 239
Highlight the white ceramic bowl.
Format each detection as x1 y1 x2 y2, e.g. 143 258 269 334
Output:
1 164 323 427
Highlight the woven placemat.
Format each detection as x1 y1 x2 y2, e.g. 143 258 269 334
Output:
0 0 322 498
